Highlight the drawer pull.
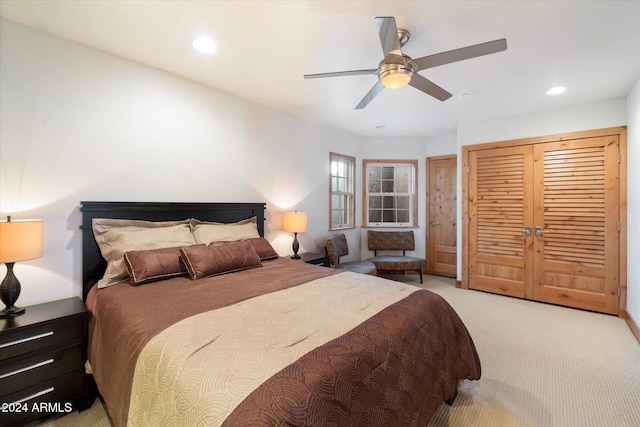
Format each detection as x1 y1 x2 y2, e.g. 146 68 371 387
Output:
13 387 55 405
0 358 55 379
0 331 54 349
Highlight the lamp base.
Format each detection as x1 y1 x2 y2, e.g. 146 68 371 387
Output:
1 262 26 318
0 306 25 318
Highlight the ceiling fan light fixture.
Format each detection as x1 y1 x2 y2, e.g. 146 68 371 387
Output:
379 56 416 89
380 69 413 89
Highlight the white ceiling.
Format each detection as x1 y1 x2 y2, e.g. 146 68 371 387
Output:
1 0 639 138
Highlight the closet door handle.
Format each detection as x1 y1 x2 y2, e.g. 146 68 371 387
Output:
523 227 532 236
535 226 546 236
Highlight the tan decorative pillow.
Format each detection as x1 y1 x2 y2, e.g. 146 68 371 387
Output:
92 218 195 288
179 240 262 280
191 216 260 244
124 246 189 285
247 237 279 260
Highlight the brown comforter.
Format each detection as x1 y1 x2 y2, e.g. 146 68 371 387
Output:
87 257 480 426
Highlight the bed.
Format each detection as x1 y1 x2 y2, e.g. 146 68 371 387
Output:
81 201 481 427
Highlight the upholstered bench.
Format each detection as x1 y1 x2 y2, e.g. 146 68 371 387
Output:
367 230 427 283
325 233 377 275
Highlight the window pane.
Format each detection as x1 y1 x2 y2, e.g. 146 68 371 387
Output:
397 210 410 223
382 180 394 192
397 196 410 209
369 209 381 222
369 196 382 208
383 210 396 222
369 166 381 180
395 179 409 193
382 166 394 179
383 196 396 208
369 179 381 192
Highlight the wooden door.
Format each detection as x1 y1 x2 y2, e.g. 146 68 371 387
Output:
532 137 620 314
468 146 534 298
426 156 457 277
465 131 622 314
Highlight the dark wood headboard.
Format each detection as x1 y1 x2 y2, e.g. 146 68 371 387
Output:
80 201 267 300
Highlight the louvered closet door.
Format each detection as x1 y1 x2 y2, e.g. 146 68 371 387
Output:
532 137 619 314
468 146 534 298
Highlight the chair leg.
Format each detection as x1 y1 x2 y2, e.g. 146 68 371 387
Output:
417 270 423 284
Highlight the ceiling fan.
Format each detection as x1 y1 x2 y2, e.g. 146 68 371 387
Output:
304 16 507 109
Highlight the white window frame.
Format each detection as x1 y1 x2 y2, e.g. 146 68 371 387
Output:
363 159 418 227
329 152 356 230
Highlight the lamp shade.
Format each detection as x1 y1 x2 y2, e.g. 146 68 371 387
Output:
283 212 307 233
0 219 43 263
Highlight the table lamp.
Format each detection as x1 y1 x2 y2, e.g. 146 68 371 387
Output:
283 211 307 259
0 216 43 318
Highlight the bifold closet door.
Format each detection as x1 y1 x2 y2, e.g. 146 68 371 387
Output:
532 137 619 314
468 135 620 314
468 145 534 298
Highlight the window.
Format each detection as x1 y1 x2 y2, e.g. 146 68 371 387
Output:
364 159 418 227
329 152 355 230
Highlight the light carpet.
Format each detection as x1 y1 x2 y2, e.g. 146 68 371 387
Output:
41 275 640 427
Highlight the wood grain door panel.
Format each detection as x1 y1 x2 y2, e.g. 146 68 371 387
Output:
468 146 534 297
532 136 619 314
427 157 457 277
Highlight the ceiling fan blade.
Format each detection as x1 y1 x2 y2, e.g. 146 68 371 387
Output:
355 81 385 109
304 69 377 79
375 16 401 56
414 38 507 71
409 74 452 101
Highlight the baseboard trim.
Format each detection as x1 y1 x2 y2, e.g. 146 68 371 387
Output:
625 310 640 346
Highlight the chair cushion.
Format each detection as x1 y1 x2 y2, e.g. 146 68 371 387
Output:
368 256 426 272
336 260 377 275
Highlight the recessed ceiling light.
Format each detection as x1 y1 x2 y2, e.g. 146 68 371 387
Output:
546 86 566 95
457 91 473 101
376 125 387 129
192 37 216 53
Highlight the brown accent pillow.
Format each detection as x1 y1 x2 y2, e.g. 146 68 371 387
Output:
124 246 189 285
247 237 279 261
180 240 262 280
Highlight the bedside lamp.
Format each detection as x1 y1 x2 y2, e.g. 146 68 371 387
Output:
0 217 43 318
283 211 307 260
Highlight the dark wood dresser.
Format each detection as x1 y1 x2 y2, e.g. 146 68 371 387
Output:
0 297 90 426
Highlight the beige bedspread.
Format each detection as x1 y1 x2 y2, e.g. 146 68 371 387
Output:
127 272 419 426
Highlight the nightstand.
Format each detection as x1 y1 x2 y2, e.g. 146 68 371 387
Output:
0 297 90 426
296 252 331 266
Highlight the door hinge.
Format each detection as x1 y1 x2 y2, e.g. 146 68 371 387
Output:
618 152 621 163
618 288 622 298
618 221 621 232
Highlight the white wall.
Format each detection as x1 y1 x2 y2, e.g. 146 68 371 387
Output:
0 18 360 305
626 76 640 322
